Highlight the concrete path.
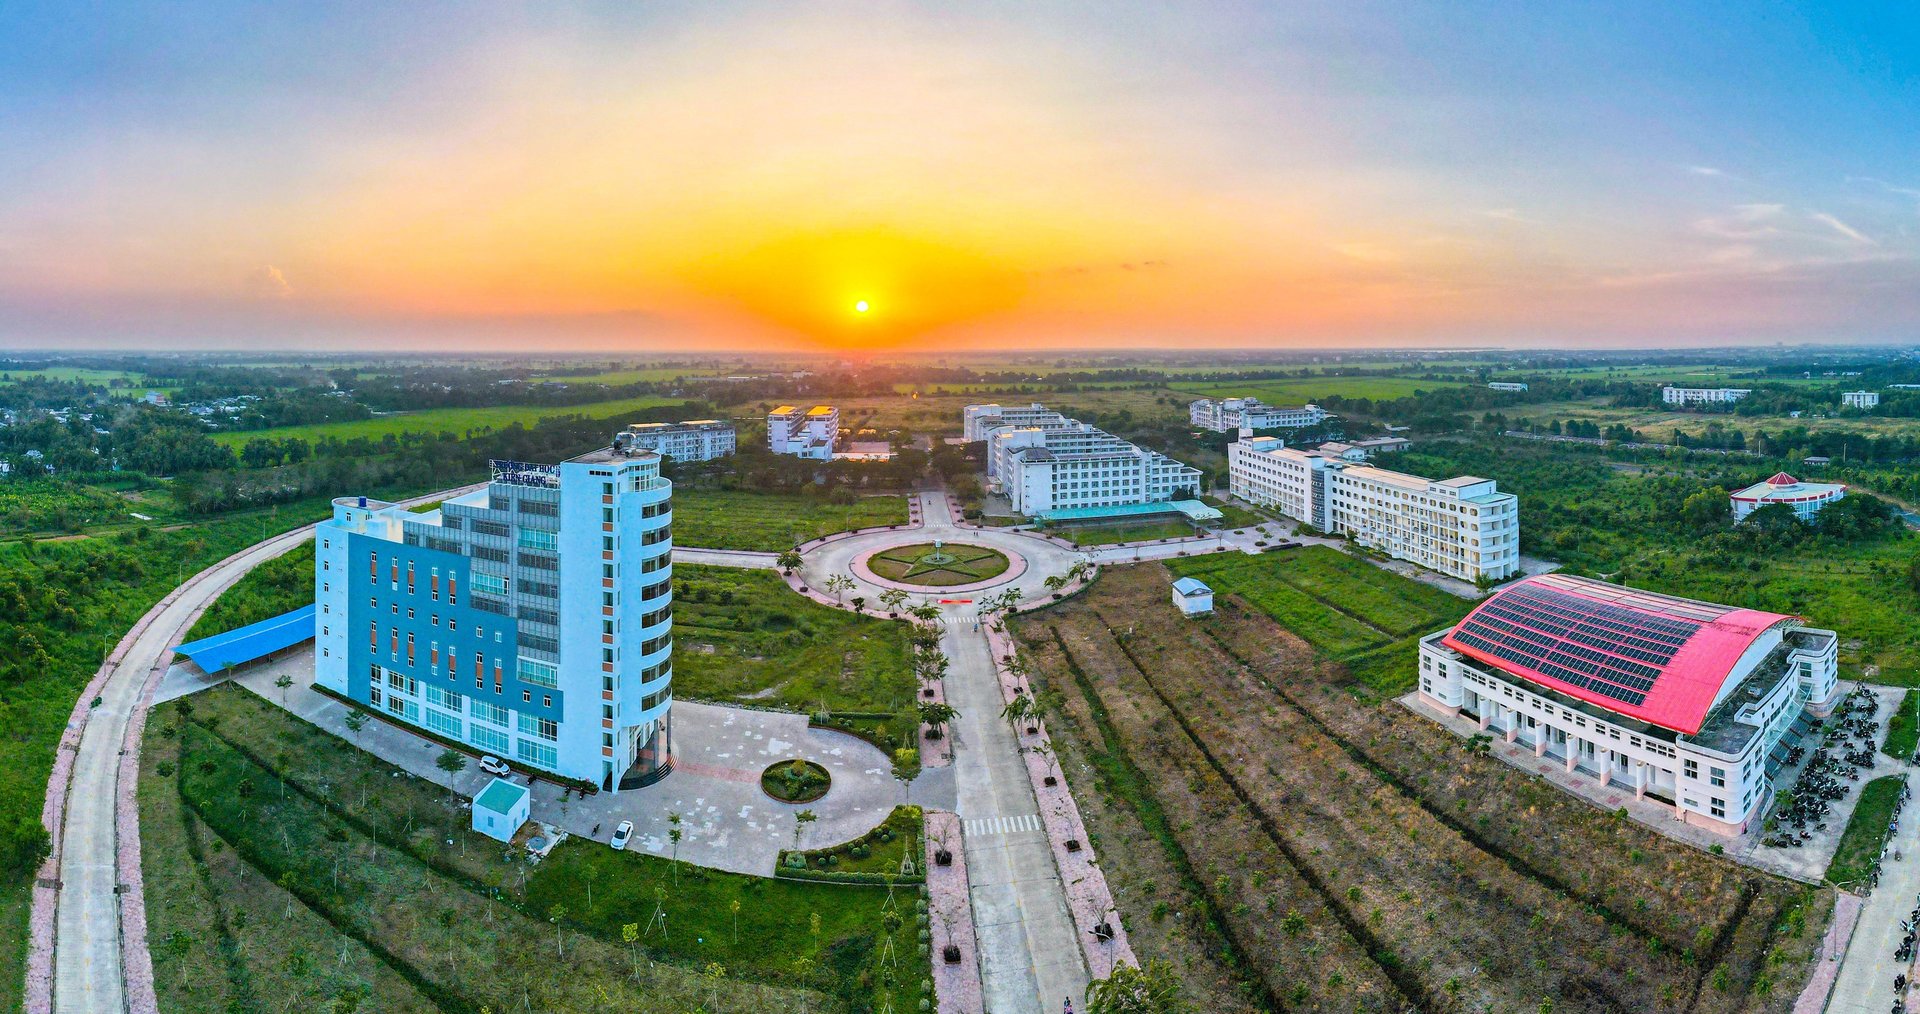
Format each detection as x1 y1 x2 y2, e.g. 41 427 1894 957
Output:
29 484 480 1014
1828 781 1920 1014
675 546 780 569
942 621 1088 1013
800 492 1085 609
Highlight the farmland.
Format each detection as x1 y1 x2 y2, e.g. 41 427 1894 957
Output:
1015 565 1827 1013
208 394 686 448
672 488 909 551
1509 397 1920 442
142 685 895 1012
1170 376 1470 403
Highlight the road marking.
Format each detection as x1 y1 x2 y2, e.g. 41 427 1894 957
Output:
964 814 1042 837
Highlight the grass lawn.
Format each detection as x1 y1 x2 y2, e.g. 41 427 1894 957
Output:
672 488 910 552
149 684 909 1011
184 541 313 641
1886 691 1919 761
672 565 918 751
865 543 1009 585
1828 775 1905 887
1053 519 1197 546
1200 497 1269 530
209 394 685 448
1168 545 1473 692
1170 376 1468 403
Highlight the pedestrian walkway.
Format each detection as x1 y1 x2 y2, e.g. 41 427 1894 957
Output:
1829 780 1920 1014
964 814 1043 837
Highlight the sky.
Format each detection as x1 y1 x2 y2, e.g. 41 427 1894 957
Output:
1 2 1917 354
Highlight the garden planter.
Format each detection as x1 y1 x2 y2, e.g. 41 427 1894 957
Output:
935 849 953 866
1043 775 1058 787
1065 839 1082 852
942 945 962 964
1092 921 1113 942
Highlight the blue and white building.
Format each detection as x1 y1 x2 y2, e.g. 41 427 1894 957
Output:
316 451 675 791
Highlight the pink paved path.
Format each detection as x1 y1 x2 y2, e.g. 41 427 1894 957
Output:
926 810 986 1014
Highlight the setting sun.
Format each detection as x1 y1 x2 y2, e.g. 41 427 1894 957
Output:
854 300 870 313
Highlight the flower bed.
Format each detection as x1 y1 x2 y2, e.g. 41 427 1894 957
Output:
761 758 832 803
779 804 923 880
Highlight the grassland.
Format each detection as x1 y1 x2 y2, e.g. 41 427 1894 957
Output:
673 564 917 753
865 543 1010 585
1015 565 1827 1013
540 366 734 384
209 394 684 448
0 367 151 387
0 480 147 537
1510 396 1920 441
1827 776 1905 887
1055 519 1197 546
1166 546 1472 691
146 684 915 1012
1886 691 1919 760
1170 376 1469 403
672 488 909 551
183 541 313 641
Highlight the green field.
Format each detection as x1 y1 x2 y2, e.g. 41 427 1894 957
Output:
1828 775 1905 887
146 686 876 1012
1170 376 1468 403
1168 545 1473 691
0 367 150 388
542 367 734 384
672 488 908 551
1056 519 1198 546
209 394 684 448
672 564 918 753
1509 397 1920 442
866 542 1010 585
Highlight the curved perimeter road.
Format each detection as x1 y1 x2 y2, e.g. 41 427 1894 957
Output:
26 485 478 1014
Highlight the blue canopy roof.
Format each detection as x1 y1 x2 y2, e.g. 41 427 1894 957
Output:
175 603 315 673
1172 577 1212 596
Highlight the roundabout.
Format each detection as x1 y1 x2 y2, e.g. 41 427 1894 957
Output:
864 541 1011 586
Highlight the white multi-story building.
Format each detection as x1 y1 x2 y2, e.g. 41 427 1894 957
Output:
614 419 736 462
1487 382 1530 392
1842 390 1880 409
1417 574 1839 835
989 421 1201 515
1228 435 1519 582
767 405 839 459
962 403 1072 443
316 453 675 791
1662 387 1752 406
1189 397 1327 432
1314 437 1412 460
1729 472 1846 521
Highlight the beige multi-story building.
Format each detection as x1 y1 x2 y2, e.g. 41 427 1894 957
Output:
1842 390 1880 409
767 405 839 459
990 421 1201 515
1662 386 1752 405
1189 397 1326 432
613 419 736 462
1228 435 1520 582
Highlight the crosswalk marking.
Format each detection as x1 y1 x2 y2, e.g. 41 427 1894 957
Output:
963 813 1042 837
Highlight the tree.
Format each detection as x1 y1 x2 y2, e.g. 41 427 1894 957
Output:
274 673 294 705
548 904 568 956
917 700 959 739
668 811 684 888
621 922 641 981
793 809 818 851
1 816 51 877
892 748 919 804
824 574 855 602
1085 959 1193 1014
880 588 909 616
435 749 466 829
908 603 942 625
851 595 866 615
1679 486 1731 532
1001 693 1036 735
777 549 802 573
343 709 368 748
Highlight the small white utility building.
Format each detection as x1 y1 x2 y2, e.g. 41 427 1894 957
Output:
472 778 530 843
1171 577 1214 617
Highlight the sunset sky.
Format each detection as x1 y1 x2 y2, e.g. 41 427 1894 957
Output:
2 2 1917 352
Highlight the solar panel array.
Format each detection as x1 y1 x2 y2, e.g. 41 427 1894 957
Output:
1451 583 1702 708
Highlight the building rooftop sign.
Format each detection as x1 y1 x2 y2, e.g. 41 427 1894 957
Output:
489 459 561 488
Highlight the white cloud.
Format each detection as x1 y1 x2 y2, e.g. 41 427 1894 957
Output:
245 264 293 298
1810 212 1876 245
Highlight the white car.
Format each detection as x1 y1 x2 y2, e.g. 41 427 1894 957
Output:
611 820 634 851
478 756 511 778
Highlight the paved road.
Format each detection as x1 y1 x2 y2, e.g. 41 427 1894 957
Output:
1827 777 1918 1014
33 485 476 1014
942 619 1088 1013
674 546 780 569
800 492 1085 607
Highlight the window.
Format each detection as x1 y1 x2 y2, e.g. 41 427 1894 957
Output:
470 723 508 753
471 572 509 596
542 694 552 709
1682 759 1698 780
425 684 463 711
1709 766 1726 788
1709 798 1726 819
517 658 559 689
523 689 532 703
470 700 509 726
518 713 558 741
518 528 558 552
423 708 461 738
516 739 557 769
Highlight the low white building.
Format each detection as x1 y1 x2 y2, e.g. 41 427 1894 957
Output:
767 405 839 459
1315 436 1412 461
1662 386 1752 406
1228 435 1519 582
963 403 1072 443
1189 397 1327 433
1171 577 1213 617
614 419 736 462
1842 390 1880 409
472 778 529 843
1417 574 1839 835
1487 382 1529 392
989 421 1200 515
1730 472 1845 521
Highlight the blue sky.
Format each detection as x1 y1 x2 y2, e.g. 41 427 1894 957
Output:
0 2 1915 350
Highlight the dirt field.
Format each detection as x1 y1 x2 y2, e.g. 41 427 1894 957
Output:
1013 565 1831 1013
